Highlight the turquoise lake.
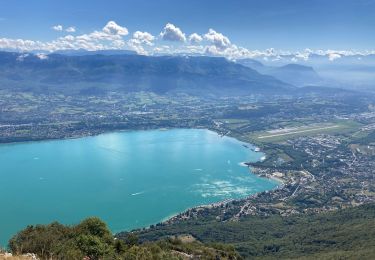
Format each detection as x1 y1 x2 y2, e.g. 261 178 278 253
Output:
0 129 278 246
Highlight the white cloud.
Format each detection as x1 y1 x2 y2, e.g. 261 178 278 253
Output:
35 53 49 60
0 20 130 52
102 21 128 36
189 33 203 44
185 44 204 53
153 47 163 52
328 53 341 61
128 39 147 55
72 21 129 44
79 31 117 41
126 31 155 55
16 53 29 61
132 31 155 46
204 29 231 50
0 38 46 51
52 25 63 31
295 51 310 61
112 39 126 48
65 27 76 33
160 23 186 42
1 21 375 61
63 35 75 41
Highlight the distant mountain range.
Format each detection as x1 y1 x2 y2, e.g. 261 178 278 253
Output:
0 51 295 96
242 54 375 91
236 59 323 87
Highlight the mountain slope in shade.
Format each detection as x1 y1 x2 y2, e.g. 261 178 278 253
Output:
0 51 295 96
238 54 375 91
267 64 323 87
237 59 323 87
234 58 265 71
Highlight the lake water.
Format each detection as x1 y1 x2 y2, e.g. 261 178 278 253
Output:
0 129 277 246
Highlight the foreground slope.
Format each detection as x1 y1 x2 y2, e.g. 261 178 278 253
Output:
123 203 375 259
8 204 375 259
8 218 240 260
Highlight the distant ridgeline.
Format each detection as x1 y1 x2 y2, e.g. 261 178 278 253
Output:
7 203 375 259
0 51 294 96
236 59 323 87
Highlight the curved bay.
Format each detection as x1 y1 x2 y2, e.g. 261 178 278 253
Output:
0 129 278 246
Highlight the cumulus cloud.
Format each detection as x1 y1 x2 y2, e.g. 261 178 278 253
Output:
2 21 375 61
65 27 76 33
0 38 46 51
52 25 63 31
204 44 252 59
189 33 203 44
0 21 131 52
69 21 128 46
112 39 126 49
185 44 204 53
127 39 146 55
63 35 75 41
126 31 155 55
160 23 186 42
102 21 128 36
132 31 155 46
78 31 116 41
204 29 231 50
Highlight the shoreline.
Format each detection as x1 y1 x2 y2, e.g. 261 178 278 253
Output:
122 132 287 233
0 127 178 146
238 161 285 186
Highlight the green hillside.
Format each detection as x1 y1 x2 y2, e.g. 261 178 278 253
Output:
127 203 375 259
7 218 240 260
8 204 375 259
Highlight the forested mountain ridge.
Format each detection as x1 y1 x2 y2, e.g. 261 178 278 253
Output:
122 203 375 259
6 203 375 259
0 51 294 96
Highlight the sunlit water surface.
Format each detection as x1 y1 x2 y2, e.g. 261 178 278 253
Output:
0 129 278 246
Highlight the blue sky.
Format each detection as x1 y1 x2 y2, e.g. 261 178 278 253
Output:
0 0 374 57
